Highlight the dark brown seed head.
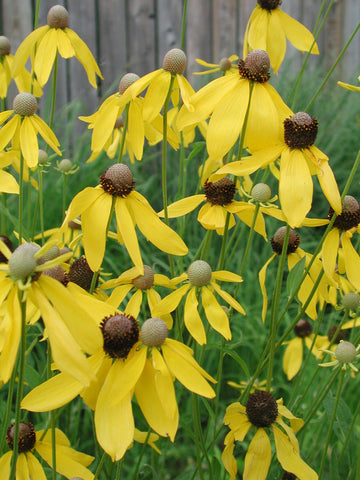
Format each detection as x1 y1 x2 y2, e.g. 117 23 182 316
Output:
284 112 318 149
132 265 155 290
294 319 312 338
6 422 36 453
0 36 11 55
47 5 69 28
238 50 270 83
118 73 140 94
140 317 168 347
327 326 346 344
329 195 360 231
13 92 37 116
101 313 139 359
246 390 278 428
0 235 14 263
69 256 96 292
100 163 135 197
204 177 236 206
163 48 186 74
257 0 282 10
271 227 300 255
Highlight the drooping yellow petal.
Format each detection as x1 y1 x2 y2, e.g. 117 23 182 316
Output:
91 96 123 151
277 404 304 434
34 29 58 85
201 286 232 339
212 270 243 283
147 288 173 328
127 191 188 256
128 98 145 159
283 337 303 380
322 228 340 286
26 452 47 480
56 28 75 58
143 71 171 122
184 286 206 344
12 25 49 76
135 357 179 440
221 431 237 480
82 192 113 272
151 347 178 420
206 81 248 159
259 254 276 322
0 451 12 478
0 287 21 383
124 288 143 317
38 275 102 353
158 194 205 218
277 9 319 55
21 371 83 412
315 156 342 214
279 148 313 228
30 114 61 155
211 282 246 315
29 285 93 386
243 428 271 480
19 116 38 168
176 74 195 112
273 425 318 480
0 115 20 152
152 283 190 316
162 341 216 398
114 197 143 272
107 347 147 406
95 388 133 461
107 284 134 308
342 232 360 290
247 7 267 52
0 169 19 194
66 28 103 88
266 9 286 73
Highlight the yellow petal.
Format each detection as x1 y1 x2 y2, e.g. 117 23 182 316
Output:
266 10 286 73
184 286 207 344
283 337 303 380
273 425 318 480
244 428 271 480
153 284 191 316
247 8 267 52
12 26 49 76
158 194 205 218
107 284 133 308
0 169 19 194
342 232 360 290
0 451 12 477
211 282 246 315
56 28 75 58
279 148 313 228
221 431 237 480
0 115 20 152
95 388 133 461
82 192 113 271
259 254 276 322
135 357 178 440
315 156 341 214
115 197 143 272
143 71 171 122
0 287 21 383
212 270 243 283
162 341 216 398
277 9 319 55
66 28 103 88
151 348 178 420
34 29 58 85
322 228 339 286
19 116 38 168
217 145 283 176
128 99 144 159
26 452 47 480
30 115 61 155
127 192 188 256
201 286 232 339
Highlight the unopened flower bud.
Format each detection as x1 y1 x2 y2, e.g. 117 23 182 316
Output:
163 48 186 74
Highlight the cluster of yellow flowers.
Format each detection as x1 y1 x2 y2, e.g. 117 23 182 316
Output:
0 1 359 479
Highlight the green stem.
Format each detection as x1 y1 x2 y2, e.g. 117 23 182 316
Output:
217 212 231 270
236 82 254 162
115 458 124 479
266 225 290 391
18 153 24 245
192 393 212 480
239 202 260 275
9 291 27 480
38 165 45 244
180 0 188 50
318 369 345 479
131 430 151 480
62 172 67 221
118 103 129 163
46 343 57 480
0 356 18 455
337 396 360 465
48 53 58 132
93 451 107 480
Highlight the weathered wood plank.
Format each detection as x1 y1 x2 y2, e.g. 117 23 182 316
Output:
126 0 156 76
156 0 183 68
97 0 127 94
212 0 237 61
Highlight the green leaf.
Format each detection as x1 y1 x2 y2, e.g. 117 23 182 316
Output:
286 255 306 298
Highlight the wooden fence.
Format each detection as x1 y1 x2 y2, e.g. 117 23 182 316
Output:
1 0 360 118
